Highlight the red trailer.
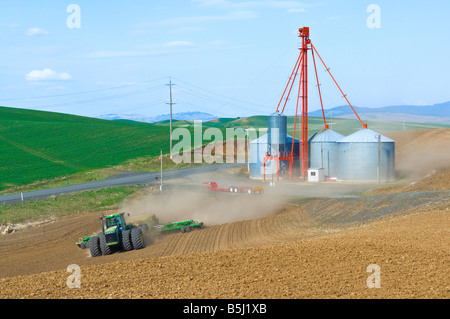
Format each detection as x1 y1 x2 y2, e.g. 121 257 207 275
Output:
203 182 264 194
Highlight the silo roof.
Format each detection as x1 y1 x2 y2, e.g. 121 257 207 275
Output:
249 133 269 144
286 135 300 143
338 128 395 143
311 129 345 142
250 134 300 144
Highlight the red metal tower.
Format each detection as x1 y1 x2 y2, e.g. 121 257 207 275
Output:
273 27 366 181
299 27 310 179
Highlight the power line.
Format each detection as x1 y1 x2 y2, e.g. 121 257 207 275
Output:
9 85 164 111
174 82 267 116
0 77 167 102
172 76 269 110
1 74 279 118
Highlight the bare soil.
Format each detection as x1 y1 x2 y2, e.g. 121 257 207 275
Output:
0 129 449 299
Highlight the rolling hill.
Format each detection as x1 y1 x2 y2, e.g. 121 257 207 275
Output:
309 101 450 124
1 105 449 192
99 112 217 123
0 106 174 190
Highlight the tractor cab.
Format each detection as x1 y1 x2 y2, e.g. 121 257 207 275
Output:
101 212 128 232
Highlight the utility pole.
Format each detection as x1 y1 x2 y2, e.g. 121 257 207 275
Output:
166 78 175 160
160 150 163 191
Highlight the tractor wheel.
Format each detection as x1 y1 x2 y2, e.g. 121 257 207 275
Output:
180 227 186 233
139 224 149 235
186 225 191 232
139 225 151 245
122 229 133 251
131 228 145 250
98 233 112 255
89 236 101 257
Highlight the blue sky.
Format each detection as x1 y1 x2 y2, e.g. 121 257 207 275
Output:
0 0 449 119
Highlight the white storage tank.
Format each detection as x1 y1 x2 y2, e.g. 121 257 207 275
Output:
337 128 395 182
249 134 270 180
309 128 345 178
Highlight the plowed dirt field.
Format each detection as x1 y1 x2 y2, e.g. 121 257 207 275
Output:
0 129 449 299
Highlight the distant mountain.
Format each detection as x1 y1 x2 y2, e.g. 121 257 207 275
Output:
99 111 217 123
308 101 450 124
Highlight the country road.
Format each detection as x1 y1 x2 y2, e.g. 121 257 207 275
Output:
0 163 243 204
0 161 378 205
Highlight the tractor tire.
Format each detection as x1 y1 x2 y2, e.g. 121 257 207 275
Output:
131 228 144 250
98 233 112 255
139 224 149 235
89 236 101 257
139 224 150 245
180 226 186 233
122 229 133 251
186 225 191 232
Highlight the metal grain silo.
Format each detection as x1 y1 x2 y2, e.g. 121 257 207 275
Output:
337 128 395 182
268 112 287 156
249 134 269 180
309 128 345 178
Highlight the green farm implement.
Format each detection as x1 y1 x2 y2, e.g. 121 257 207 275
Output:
75 212 148 257
154 219 204 233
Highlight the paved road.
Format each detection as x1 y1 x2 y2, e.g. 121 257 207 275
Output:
0 163 243 205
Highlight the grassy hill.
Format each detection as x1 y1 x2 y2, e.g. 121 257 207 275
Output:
0 106 176 191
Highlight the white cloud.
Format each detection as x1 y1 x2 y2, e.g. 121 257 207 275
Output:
26 68 72 81
26 27 49 37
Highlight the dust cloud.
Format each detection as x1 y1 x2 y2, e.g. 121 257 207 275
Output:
385 129 450 173
121 129 450 227
120 185 285 227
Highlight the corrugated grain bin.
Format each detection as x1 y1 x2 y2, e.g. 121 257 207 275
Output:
337 128 395 182
249 134 270 180
309 129 345 177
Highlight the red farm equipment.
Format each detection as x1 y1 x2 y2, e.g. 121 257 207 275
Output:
203 182 264 194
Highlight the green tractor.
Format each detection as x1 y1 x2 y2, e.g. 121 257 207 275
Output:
76 212 148 257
